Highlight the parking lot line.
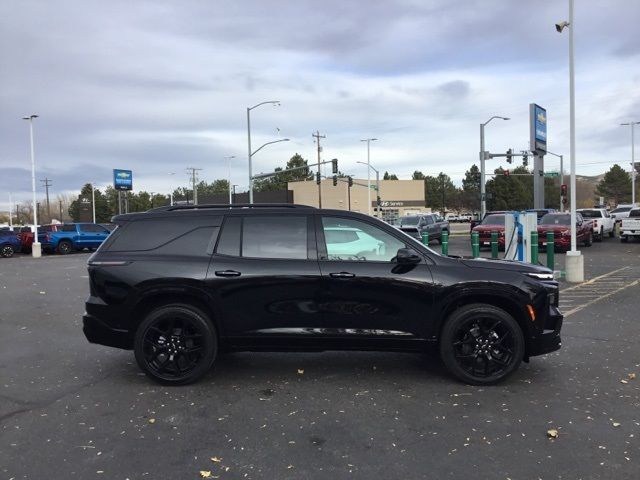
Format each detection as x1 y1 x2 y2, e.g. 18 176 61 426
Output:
562 279 639 317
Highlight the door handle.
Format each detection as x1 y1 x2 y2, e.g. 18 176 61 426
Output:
215 270 241 277
329 272 355 278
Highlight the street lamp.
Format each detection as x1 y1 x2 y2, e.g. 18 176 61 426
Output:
357 160 380 217
556 0 583 282
546 151 565 212
247 101 282 204
22 114 41 258
620 121 640 205
224 156 236 204
360 138 378 216
91 183 96 223
479 116 509 218
167 172 176 205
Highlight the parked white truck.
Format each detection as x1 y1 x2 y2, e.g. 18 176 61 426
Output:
620 208 640 243
577 208 615 241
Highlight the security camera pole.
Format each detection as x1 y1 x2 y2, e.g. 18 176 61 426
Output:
556 0 583 282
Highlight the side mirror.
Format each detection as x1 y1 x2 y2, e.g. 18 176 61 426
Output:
396 248 421 264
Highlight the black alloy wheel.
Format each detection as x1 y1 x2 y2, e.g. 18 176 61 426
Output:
134 304 217 385
1 244 15 258
440 304 524 385
57 240 72 255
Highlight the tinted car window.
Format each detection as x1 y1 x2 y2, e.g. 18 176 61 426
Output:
400 216 419 226
321 216 406 262
242 216 307 259
611 207 632 214
154 227 220 256
62 224 77 232
81 224 109 233
629 209 640 218
540 214 571 225
579 210 601 218
108 217 221 252
481 214 505 226
216 217 241 256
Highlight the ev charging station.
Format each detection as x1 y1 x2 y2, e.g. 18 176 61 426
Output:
504 212 538 262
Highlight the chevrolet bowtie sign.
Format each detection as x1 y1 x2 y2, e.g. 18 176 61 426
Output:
113 169 133 191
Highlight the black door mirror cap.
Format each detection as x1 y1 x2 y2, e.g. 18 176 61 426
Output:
396 247 421 264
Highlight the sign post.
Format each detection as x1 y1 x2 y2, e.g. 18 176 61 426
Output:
530 104 547 209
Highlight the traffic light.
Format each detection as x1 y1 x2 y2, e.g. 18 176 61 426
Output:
522 154 528 167
332 175 337 186
316 172 321 185
560 184 567 196
504 169 510 177
348 176 353 187
377 196 381 206
331 158 338 174
506 148 513 164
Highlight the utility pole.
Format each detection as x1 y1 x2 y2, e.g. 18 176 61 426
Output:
59 200 63 221
8 193 13 228
40 178 52 220
186 167 203 205
312 131 326 208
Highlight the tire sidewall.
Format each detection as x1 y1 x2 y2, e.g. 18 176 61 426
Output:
440 304 525 385
1 244 14 258
58 241 72 254
134 304 217 385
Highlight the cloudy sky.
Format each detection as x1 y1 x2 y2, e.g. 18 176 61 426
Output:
1 0 639 207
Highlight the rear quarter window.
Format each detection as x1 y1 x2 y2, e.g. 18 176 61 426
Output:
629 209 640 218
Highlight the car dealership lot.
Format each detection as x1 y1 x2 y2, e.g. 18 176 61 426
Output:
1 244 639 479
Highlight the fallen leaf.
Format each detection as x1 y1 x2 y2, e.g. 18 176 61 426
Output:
612 422 621 428
547 429 558 439
148 418 156 424
297 369 304 375
199 471 212 478
210 457 222 463
621 379 629 384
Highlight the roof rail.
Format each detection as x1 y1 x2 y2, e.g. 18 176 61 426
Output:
149 203 315 212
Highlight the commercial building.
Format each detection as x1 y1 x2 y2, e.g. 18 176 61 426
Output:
288 178 427 223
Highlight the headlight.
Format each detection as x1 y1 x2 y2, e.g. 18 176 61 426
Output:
524 272 554 280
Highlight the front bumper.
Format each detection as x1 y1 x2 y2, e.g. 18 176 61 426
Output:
527 305 562 357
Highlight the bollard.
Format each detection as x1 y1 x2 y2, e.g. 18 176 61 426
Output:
441 230 449 256
471 231 480 258
531 231 539 264
421 231 429 245
546 231 555 270
490 231 499 259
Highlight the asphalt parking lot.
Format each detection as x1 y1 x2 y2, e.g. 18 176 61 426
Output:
1 239 639 479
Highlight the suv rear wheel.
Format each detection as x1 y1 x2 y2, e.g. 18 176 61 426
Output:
440 304 524 385
134 304 217 385
1 244 15 258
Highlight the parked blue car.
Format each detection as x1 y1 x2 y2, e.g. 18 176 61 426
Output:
39 223 112 254
0 230 21 257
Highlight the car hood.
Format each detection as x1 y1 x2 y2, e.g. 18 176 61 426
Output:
538 224 569 232
459 257 552 274
473 225 505 232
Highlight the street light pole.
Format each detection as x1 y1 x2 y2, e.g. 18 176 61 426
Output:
360 138 377 216
22 114 41 258
357 161 381 217
557 0 583 282
620 121 639 205
91 183 96 223
247 101 280 204
547 151 565 212
225 156 236 205
480 116 509 218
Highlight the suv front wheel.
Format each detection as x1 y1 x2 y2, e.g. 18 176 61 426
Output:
439 304 525 385
134 304 217 385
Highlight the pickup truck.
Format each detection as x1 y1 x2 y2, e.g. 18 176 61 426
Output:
620 208 640 243
39 223 112 254
399 213 450 244
577 208 615 241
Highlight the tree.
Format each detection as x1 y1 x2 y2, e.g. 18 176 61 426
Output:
383 171 399 180
69 183 112 222
595 164 632 205
411 171 425 180
425 173 457 213
254 153 315 192
486 166 531 210
461 164 481 212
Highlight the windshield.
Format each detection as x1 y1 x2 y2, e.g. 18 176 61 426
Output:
400 216 420 226
481 214 505 226
540 214 571 225
611 207 632 214
579 210 601 218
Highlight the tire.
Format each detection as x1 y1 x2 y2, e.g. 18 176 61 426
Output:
595 228 603 242
621 235 628 243
584 232 593 247
57 240 73 255
439 304 525 385
1 244 15 258
608 228 615 238
134 304 217 385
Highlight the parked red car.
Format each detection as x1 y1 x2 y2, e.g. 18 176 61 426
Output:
19 224 64 253
471 213 506 249
537 213 593 251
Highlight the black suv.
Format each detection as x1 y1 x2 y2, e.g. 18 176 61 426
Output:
83 204 562 385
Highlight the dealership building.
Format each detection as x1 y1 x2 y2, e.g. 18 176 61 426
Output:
288 178 427 223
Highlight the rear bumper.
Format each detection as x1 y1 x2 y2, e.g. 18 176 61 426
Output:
528 305 562 357
83 313 132 350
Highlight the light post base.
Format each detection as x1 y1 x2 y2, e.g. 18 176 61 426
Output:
31 242 42 258
565 250 583 283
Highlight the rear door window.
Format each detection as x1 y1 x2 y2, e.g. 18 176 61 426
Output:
242 216 307 259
